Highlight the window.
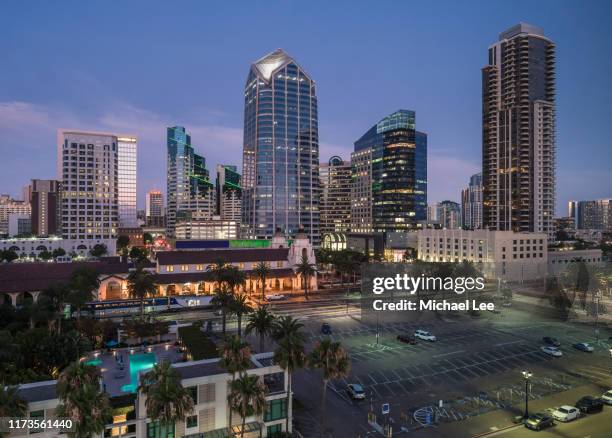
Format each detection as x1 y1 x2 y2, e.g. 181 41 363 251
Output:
264 372 285 394
166 266 174 272
187 386 198 404
276 261 283 268
267 424 283 436
181 265 189 272
147 421 174 438
264 399 287 422
196 264 203 271
186 415 198 429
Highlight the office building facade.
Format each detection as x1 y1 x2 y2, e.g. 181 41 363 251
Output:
436 200 462 229
570 199 612 231
0 194 31 236
482 23 556 236
351 110 427 236
242 49 320 243
461 173 483 230
350 148 373 234
320 155 351 235
166 126 215 238
29 179 60 236
57 130 120 240
117 135 138 227
215 164 242 223
146 189 165 227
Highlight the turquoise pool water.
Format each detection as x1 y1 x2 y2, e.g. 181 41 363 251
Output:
85 358 102 366
120 352 157 393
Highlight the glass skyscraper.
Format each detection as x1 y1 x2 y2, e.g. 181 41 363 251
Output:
117 136 138 228
353 110 427 235
166 126 214 237
242 49 320 243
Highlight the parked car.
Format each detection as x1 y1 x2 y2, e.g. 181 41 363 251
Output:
575 396 603 414
540 346 562 357
551 405 580 422
396 334 418 344
347 383 366 400
573 342 594 352
524 413 554 431
414 329 436 341
601 390 612 405
542 336 561 347
266 294 286 301
321 323 332 335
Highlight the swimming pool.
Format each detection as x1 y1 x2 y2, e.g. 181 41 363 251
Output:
85 358 102 366
120 352 157 393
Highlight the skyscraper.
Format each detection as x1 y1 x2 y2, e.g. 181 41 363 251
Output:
482 23 556 236
145 190 165 227
117 135 138 228
436 200 462 229
0 194 30 236
166 126 214 237
319 156 351 235
461 173 483 230
57 130 120 240
216 164 242 223
242 49 320 243
571 199 612 231
351 110 427 236
30 179 60 236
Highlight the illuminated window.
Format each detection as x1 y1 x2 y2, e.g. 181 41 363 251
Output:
166 266 174 272
181 265 189 272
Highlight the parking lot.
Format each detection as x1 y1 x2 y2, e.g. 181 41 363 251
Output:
290 300 612 437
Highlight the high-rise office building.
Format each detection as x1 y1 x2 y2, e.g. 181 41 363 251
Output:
216 164 242 223
57 130 120 240
117 135 138 227
166 126 214 237
145 190 165 227
436 200 462 229
30 179 60 236
482 23 556 236
351 110 427 236
571 199 612 231
0 194 31 236
242 49 320 243
350 148 373 234
461 173 483 230
320 156 351 235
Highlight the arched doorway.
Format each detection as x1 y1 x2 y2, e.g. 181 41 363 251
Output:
106 281 122 300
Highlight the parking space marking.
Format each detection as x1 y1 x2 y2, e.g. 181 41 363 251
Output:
433 349 466 358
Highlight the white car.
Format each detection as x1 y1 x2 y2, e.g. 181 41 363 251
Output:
540 346 562 357
414 330 436 341
266 294 286 301
601 390 612 405
551 405 580 422
347 383 366 400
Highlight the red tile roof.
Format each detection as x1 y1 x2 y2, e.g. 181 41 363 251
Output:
0 261 129 294
156 248 290 265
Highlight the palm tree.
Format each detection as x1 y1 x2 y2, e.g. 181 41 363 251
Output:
294 254 317 300
45 283 70 333
274 334 306 434
56 361 111 438
231 294 253 338
138 361 194 434
245 305 276 352
225 265 247 294
309 339 350 437
219 336 252 437
253 262 271 301
0 386 27 436
272 315 305 344
68 266 100 321
207 259 228 288
211 285 236 336
127 264 158 321
228 373 267 438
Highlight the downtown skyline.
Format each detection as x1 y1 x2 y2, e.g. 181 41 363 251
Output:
1 1 611 211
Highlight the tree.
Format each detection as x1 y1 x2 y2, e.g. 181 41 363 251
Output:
231 294 253 338
224 265 247 294
129 246 149 263
245 305 276 353
272 315 305 344
56 361 111 438
207 259 228 288
52 247 66 259
0 249 18 263
274 318 306 434
219 336 252 437
143 232 153 245
44 283 70 334
89 244 107 258
38 249 53 261
25 295 56 330
0 386 27 429
547 277 573 320
228 373 267 438
309 339 350 437
117 235 130 257
211 286 235 336
68 266 100 321
294 254 317 300
139 361 194 433
127 264 157 321
253 262 271 301
576 261 590 310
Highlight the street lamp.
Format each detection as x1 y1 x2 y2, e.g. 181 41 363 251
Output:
522 370 532 419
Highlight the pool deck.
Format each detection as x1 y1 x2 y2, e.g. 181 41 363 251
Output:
85 344 183 397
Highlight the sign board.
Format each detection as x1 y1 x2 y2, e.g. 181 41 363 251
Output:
382 403 390 415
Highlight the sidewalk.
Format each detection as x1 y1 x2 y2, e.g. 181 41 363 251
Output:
416 381 611 438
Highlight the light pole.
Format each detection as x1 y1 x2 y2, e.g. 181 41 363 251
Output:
522 370 532 419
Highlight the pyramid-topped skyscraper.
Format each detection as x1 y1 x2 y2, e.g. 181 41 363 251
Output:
242 49 320 243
